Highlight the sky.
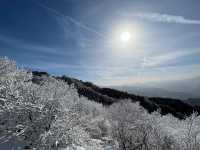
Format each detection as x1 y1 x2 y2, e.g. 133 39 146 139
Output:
0 0 200 86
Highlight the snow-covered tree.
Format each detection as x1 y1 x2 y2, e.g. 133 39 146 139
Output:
108 100 181 150
0 58 103 149
1 57 200 150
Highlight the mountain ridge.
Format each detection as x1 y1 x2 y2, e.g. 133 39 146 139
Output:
32 71 200 119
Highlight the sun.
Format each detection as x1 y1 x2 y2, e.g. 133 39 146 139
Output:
120 31 131 42
110 23 141 48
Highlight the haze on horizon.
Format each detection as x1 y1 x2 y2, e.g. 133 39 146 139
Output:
0 0 200 86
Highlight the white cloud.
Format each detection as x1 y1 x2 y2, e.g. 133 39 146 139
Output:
142 49 200 67
136 13 200 25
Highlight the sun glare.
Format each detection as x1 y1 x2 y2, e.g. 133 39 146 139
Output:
110 23 142 50
120 31 131 42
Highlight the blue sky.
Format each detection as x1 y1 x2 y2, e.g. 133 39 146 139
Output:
0 0 200 86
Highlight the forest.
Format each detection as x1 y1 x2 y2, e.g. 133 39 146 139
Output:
1 57 200 150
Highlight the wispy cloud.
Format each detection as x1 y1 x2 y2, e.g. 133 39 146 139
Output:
142 49 200 67
0 34 72 56
30 61 138 71
34 1 104 38
136 13 200 25
99 63 200 86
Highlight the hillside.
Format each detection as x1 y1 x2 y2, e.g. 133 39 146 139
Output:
2 58 200 150
32 71 200 119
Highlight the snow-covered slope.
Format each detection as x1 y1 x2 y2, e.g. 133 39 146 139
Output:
1 58 200 150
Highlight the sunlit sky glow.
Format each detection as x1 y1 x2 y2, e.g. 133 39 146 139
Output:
120 32 131 42
0 0 200 86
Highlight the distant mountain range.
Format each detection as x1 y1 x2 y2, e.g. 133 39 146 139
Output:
161 77 200 98
110 85 192 100
110 77 200 100
32 71 200 119
186 98 200 106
